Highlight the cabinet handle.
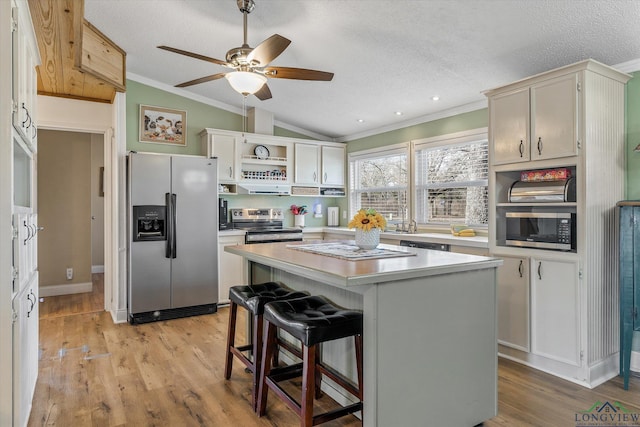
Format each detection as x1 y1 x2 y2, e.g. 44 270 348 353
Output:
26 291 35 317
519 140 524 157
537 261 542 280
23 220 32 245
313 172 317 182
31 123 37 140
228 166 232 178
21 103 31 129
518 259 523 277
324 172 327 182
537 137 542 155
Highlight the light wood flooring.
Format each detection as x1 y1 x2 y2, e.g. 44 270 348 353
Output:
29 274 640 426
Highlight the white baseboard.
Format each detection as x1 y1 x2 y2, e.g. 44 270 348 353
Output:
111 308 129 324
39 282 93 297
92 265 105 273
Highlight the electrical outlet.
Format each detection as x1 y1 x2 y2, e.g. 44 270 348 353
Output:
66 268 73 280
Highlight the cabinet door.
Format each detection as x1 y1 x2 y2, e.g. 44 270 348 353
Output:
530 74 578 161
321 145 345 186
530 257 580 366
490 88 530 165
294 143 320 184
12 274 38 427
218 236 245 303
497 256 530 352
210 134 237 182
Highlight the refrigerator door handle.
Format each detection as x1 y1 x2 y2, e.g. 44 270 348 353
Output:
165 192 173 258
171 193 177 258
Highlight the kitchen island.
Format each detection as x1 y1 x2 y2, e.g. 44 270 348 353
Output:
226 241 502 427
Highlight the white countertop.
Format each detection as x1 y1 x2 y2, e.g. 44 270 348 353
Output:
226 241 501 287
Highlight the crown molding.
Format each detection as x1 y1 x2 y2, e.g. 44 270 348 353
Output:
614 58 640 73
336 99 488 143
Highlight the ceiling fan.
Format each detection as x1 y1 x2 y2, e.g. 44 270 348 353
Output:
157 0 334 100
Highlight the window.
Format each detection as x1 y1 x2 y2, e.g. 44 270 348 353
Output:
414 131 488 227
349 145 408 221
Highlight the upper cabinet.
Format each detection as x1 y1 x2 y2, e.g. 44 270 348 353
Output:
321 145 345 187
12 0 39 148
490 73 577 165
293 143 345 188
202 128 346 196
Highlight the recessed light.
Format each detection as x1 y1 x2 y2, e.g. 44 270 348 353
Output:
357 119 365 123
431 96 440 101
394 111 403 116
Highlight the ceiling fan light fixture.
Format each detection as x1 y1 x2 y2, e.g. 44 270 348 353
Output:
225 71 267 95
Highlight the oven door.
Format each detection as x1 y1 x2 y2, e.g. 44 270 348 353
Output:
505 212 574 251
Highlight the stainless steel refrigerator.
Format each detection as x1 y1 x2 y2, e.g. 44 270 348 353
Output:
127 152 218 324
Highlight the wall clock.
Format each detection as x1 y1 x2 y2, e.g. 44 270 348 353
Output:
254 145 270 159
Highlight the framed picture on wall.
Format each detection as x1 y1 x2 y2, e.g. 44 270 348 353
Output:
139 105 186 146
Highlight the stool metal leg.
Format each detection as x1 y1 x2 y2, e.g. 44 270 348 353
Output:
224 301 238 380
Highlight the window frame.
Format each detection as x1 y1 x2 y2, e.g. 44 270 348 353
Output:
411 128 489 229
347 128 489 232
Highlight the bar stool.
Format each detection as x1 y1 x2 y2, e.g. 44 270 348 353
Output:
257 295 364 427
224 282 308 411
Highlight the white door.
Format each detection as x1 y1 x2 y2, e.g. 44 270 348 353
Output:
497 256 530 352
294 143 319 184
530 257 580 366
530 73 578 161
211 134 237 182
490 88 530 165
321 145 345 186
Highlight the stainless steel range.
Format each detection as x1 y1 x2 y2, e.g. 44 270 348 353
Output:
230 208 303 243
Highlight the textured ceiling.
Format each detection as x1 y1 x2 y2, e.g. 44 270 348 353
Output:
84 0 640 140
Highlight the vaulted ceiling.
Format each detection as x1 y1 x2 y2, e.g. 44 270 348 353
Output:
77 0 640 140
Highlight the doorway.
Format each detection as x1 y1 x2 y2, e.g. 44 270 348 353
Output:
37 130 105 309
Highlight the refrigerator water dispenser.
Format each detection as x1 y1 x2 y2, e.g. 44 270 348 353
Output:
133 205 166 241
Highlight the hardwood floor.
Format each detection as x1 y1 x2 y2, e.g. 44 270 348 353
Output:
30 275 640 426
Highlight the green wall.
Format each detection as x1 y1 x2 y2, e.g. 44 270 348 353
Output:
627 72 640 200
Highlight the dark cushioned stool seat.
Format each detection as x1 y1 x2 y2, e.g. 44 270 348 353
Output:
258 295 364 426
263 295 363 346
229 282 307 315
224 282 308 412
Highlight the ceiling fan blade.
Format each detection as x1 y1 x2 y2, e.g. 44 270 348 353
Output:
263 66 334 81
175 73 227 88
158 45 229 67
254 83 272 101
246 34 291 66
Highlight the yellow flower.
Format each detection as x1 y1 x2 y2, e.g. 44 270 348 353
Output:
348 209 387 231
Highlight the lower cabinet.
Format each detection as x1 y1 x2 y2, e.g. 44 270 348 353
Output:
13 272 39 427
497 256 530 352
218 235 245 304
302 232 323 241
530 257 580 366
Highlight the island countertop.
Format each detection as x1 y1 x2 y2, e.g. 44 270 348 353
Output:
225 240 502 287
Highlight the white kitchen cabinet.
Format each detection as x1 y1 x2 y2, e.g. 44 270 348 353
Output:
201 130 238 184
218 234 245 303
294 143 320 185
321 145 345 186
486 60 630 386
530 257 579 366
12 272 38 427
302 232 323 241
11 0 39 149
496 256 529 352
12 211 38 294
490 73 577 165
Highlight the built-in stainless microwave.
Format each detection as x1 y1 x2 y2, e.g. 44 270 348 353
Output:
505 212 575 251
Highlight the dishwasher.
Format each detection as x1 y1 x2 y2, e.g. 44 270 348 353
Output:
399 240 450 251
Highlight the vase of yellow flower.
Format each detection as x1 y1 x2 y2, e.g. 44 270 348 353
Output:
348 208 387 250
